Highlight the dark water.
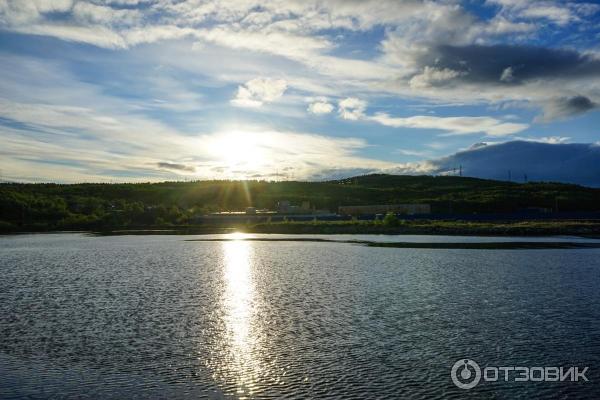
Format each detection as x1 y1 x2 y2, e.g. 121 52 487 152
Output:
1 233 599 399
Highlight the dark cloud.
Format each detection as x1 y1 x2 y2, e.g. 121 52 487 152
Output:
541 95 597 120
557 96 598 115
416 44 600 86
565 95 596 111
157 162 195 172
429 141 600 187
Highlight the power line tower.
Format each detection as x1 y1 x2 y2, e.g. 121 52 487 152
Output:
459 165 462 177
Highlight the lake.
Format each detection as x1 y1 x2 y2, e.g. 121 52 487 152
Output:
1 233 599 399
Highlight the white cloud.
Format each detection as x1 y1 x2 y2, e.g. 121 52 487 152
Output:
231 77 287 108
197 26 332 61
333 92 529 136
72 2 141 25
338 97 367 120
487 0 599 26
0 54 400 182
0 0 598 185
369 113 529 136
519 4 575 26
532 136 571 144
481 15 536 35
307 99 334 115
0 0 74 24
331 90 529 136
409 66 465 89
500 66 515 83
0 121 398 182
396 148 432 157
2 0 597 121
123 26 199 46
10 22 127 47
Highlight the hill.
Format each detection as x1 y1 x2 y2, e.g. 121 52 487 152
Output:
1 174 600 232
426 141 600 187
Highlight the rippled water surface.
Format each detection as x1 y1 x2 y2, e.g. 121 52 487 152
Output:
1 233 600 399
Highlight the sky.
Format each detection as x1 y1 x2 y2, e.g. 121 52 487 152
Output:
0 0 599 184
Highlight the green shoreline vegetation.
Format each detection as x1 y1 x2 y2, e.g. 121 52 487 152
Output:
185 237 600 250
2 174 600 236
78 219 600 237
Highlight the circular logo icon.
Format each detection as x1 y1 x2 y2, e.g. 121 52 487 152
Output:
451 359 481 389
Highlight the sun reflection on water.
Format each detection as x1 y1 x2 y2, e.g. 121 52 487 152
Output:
220 238 262 396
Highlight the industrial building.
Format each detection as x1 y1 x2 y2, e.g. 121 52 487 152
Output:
338 204 431 216
194 200 336 224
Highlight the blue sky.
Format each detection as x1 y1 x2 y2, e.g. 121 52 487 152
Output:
0 0 599 182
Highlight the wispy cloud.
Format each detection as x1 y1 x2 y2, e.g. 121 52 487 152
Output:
0 0 599 183
369 113 529 136
334 96 529 136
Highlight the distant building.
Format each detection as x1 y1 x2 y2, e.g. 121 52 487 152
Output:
277 200 290 213
193 200 333 224
338 204 431 216
277 200 321 214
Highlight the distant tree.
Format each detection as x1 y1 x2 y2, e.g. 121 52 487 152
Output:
383 212 399 227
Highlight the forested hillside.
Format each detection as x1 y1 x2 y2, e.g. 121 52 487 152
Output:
2 174 600 231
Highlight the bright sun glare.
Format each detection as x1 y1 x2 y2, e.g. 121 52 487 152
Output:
229 232 248 240
209 131 266 173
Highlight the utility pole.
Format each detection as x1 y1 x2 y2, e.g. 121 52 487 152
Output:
459 165 462 177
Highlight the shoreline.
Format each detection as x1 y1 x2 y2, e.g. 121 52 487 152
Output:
3 219 600 238
4 230 600 249
185 237 600 250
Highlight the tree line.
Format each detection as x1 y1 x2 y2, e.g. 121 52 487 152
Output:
1 174 599 231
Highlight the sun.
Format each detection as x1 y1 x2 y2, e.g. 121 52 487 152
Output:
208 131 266 172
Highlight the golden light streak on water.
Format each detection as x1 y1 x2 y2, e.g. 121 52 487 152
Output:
220 237 262 397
